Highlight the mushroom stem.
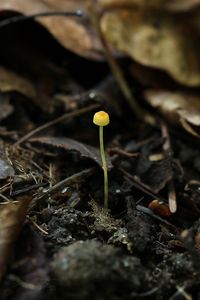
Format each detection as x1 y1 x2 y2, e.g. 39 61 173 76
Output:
99 126 108 208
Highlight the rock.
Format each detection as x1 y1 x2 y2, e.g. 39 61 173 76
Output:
51 240 145 300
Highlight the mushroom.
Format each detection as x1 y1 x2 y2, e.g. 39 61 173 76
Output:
93 111 110 208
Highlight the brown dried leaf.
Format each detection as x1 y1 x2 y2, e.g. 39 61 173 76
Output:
100 0 157 7
100 0 200 11
0 66 36 98
101 10 200 86
144 89 200 137
167 0 200 11
29 136 113 170
0 196 31 281
0 66 55 112
0 0 103 59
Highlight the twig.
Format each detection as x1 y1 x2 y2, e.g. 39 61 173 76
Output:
0 201 19 205
10 182 47 197
27 216 48 235
136 205 177 230
169 285 193 300
9 275 37 290
131 286 159 298
34 168 95 202
160 120 177 213
108 147 140 158
86 0 146 119
0 193 11 202
0 10 83 29
13 103 99 147
48 163 54 208
120 167 168 203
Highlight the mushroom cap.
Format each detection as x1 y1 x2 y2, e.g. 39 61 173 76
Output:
93 111 110 127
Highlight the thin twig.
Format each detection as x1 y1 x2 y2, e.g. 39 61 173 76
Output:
0 193 11 202
86 0 146 118
13 103 99 147
169 285 193 300
136 205 177 230
160 120 177 213
34 168 95 202
10 182 47 197
0 10 83 29
27 216 48 235
48 163 54 208
108 147 140 158
131 286 159 298
120 167 168 203
9 275 37 290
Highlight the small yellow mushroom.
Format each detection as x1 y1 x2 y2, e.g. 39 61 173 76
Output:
93 111 110 127
93 111 110 208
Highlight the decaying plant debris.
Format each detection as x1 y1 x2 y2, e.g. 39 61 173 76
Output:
0 1 200 300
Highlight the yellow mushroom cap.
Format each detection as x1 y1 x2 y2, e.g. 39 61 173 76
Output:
93 111 110 126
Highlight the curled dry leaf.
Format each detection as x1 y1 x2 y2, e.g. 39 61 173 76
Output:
29 136 113 170
144 89 200 137
0 196 32 281
0 0 104 59
101 10 200 86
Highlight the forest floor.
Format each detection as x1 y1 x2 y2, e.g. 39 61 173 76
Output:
0 6 200 300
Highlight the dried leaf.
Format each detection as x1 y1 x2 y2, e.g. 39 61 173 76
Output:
100 0 157 7
0 0 104 59
101 10 200 86
134 155 173 193
29 136 113 170
144 89 200 137
148 199 172 217
0 66 56 112
167 0 200 11
0 196 31 281
100 0 200 11
0 66 36 98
